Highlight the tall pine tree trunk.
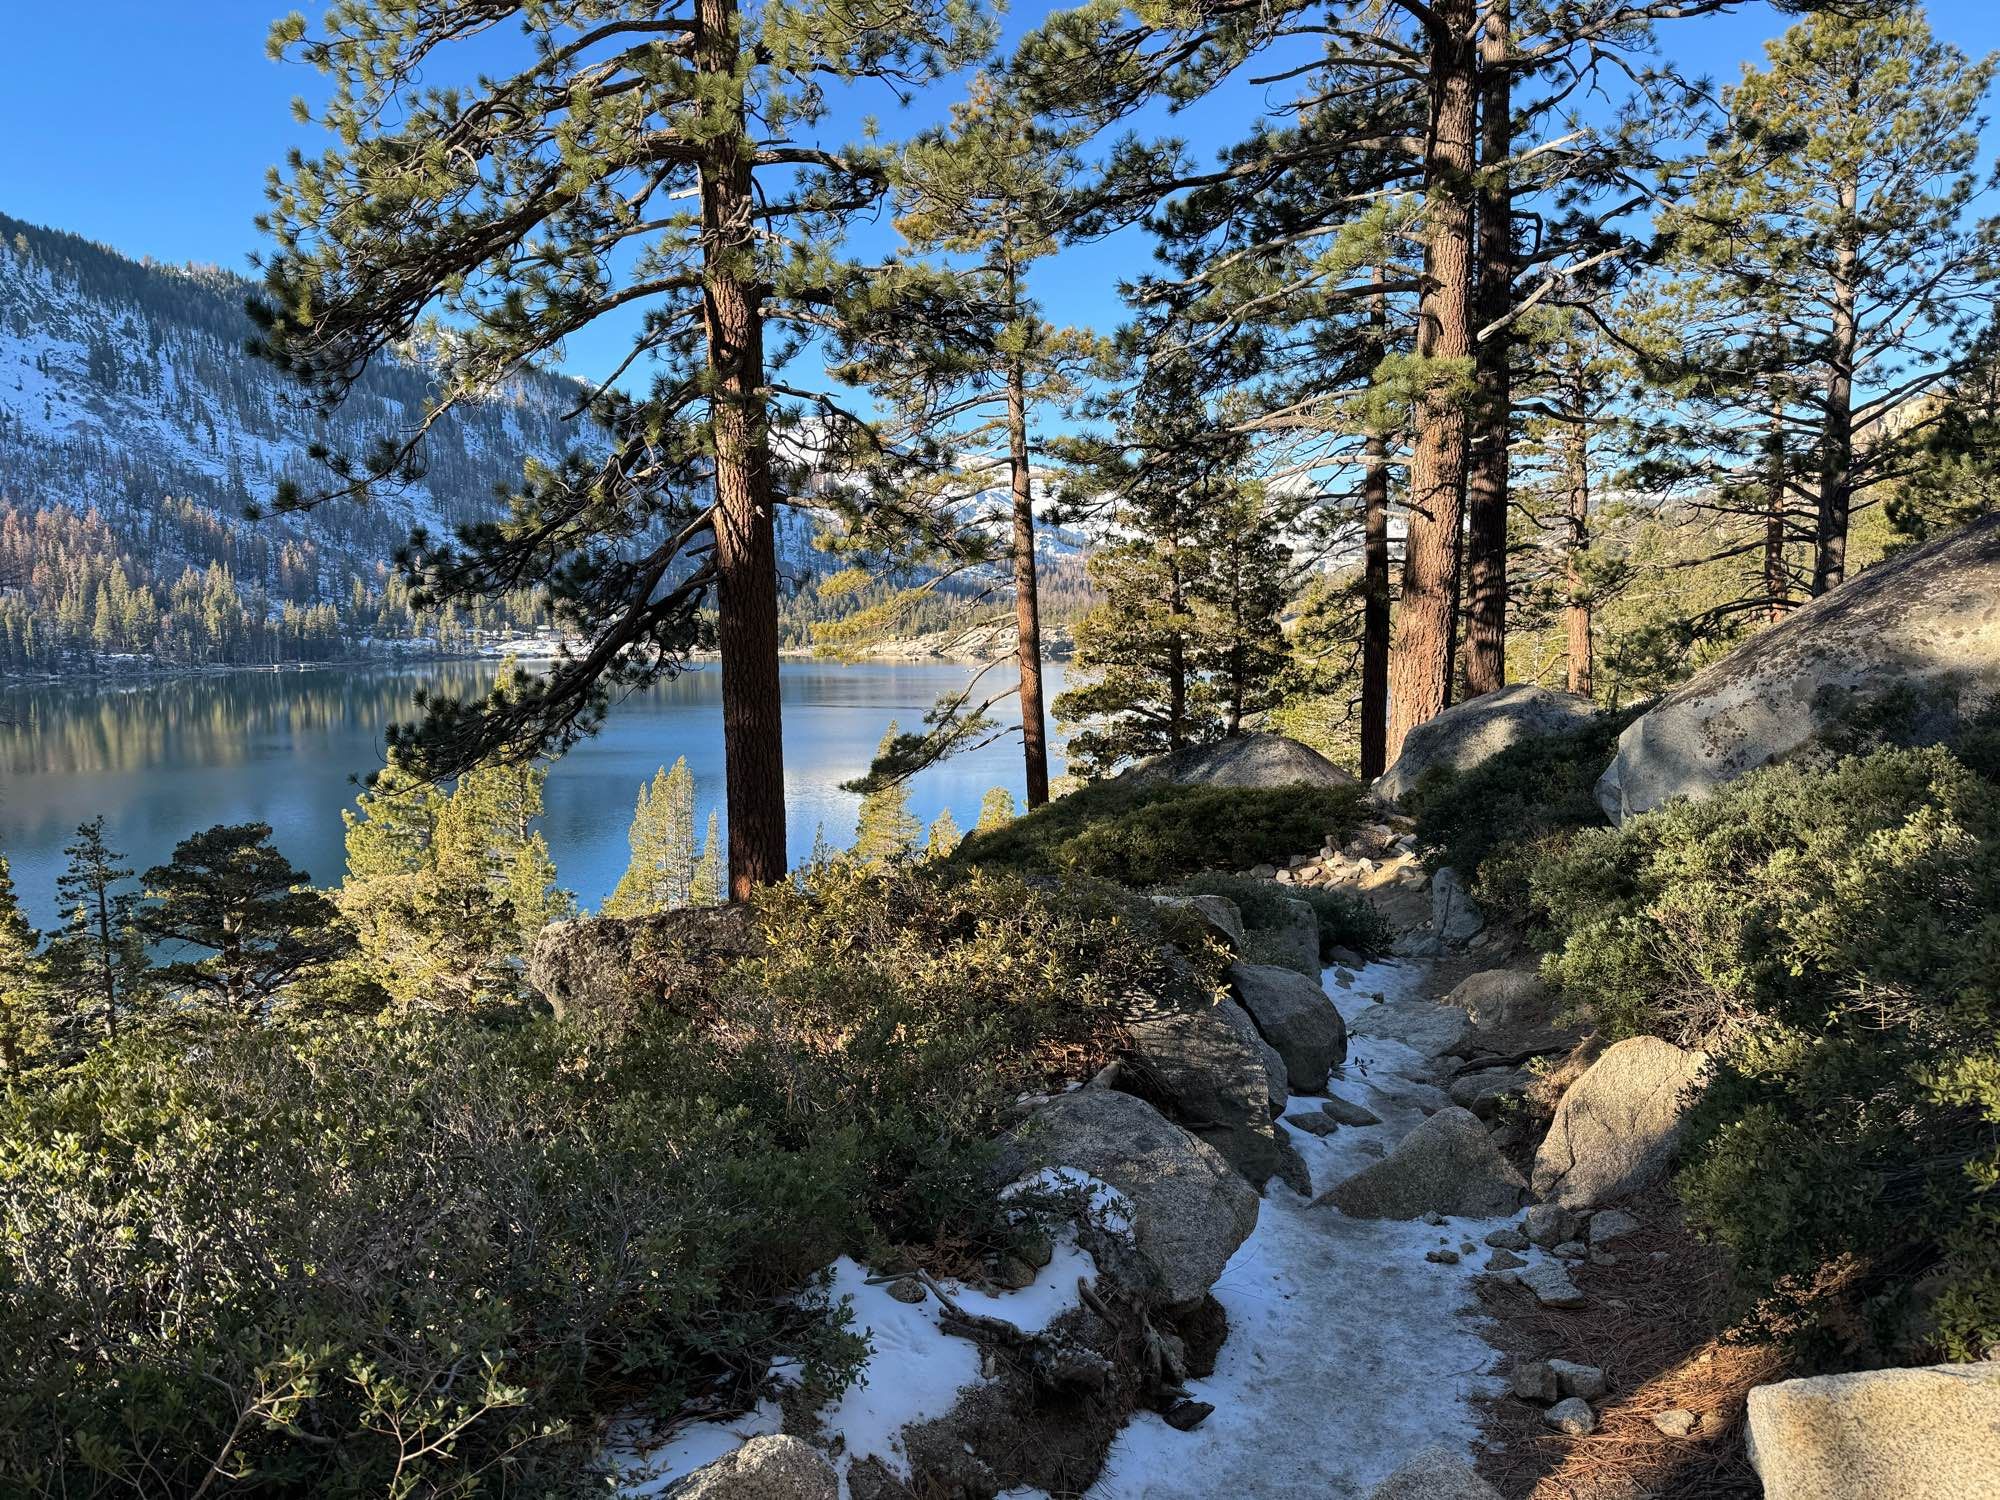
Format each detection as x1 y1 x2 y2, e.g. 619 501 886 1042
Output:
1765 392 1792 621
1813 183 1859 597
1463 0 1511 699
1360 276 1392 782
1563 414 1593 697
1006 346 1051 808
699 0 788 899
1388 0 1478 763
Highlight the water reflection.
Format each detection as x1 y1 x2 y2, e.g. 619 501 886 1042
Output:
0 660 1061 927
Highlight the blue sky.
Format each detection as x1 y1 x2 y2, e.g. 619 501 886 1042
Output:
7 1 2000 385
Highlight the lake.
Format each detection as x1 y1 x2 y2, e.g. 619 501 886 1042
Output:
0 659 1063 928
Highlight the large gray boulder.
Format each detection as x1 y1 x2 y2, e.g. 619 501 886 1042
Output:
1369 1446 1505 1499
528 904 762 1031
998 1089 1259 1310
1430 868 1484 944
1444 969 1550 1031
1255 895 1322 976
1376 685 1597 804
1319 1106 1528 1219
1122 732 1357 790
1124 1003 1287 1187
1747 1362 2000 1499
1230 962 1348 1091
1598 514 2000 822
1215 996 1289 1115
1532 1037 1708 1209
669 1435 838 1500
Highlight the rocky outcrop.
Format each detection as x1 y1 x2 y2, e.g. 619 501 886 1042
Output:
1319 1106 1528 1220
1230 962 1348 1091
1124 1004 1287 1188
669 1435 838 1500
1122 732 1357 791
998 1089 1259 1311
527 904 763 1031
1376 684 1598 804
1532 1037 1708 1209
1746 1362 2000 1499
1597 514 2000 822
1215 996 1289 1115
1369 1446 1505 1499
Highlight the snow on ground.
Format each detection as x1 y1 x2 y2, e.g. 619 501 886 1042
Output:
613 961 1553 1500
608 1199 1113 1497
1085 960 1516 1500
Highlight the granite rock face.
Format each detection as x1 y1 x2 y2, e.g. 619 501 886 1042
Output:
1597 515 2000 822
1377 684 1598 804
1319 1106 1528 1220
1746 1362 2000 1500
1533 1037 1708 1209
1123 732 1358 790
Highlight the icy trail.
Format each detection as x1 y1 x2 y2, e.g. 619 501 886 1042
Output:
614 959 1543 1498
1084 959 1508 1499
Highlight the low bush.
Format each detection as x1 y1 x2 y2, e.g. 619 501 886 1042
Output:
955 779 1366 887
1519 746 2000 1364
0 864 1190 1496
1171 871 1391 960
1405 707 1638 910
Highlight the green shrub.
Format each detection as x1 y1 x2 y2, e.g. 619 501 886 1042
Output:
1171 871 1392 960
955 779 1365 887
0 865 1189 1495
1406 707 1638 910
1521 746 2000 1364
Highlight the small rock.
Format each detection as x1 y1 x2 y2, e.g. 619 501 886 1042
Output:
1486 1248 1528 1271
1327 946 1365 969
1356 1140 1388 1159
1459 1241 1477 1254
1321 1096 1383 1127
1016 1229 1055 1269
1509 1260 1587 1308
1285 1111 1342 1137
991 1255 1037 1290
1544 1397 1597 1436
1426 1248 1461 1265
1524 1203 1583 1247
1513 1360 1559 1402
1550 1359 1609 1400
1422 1211 1446 1226
1591 1251 1619 1267
886 1278 927 1304
1162 1399 1215 1432
673 1435 839 1500
1484 1228 1529 1250
1589 1208 1642 1246
1652 1408 1698 1437
1552 1240 1588 1260
1650 1250 1670 1264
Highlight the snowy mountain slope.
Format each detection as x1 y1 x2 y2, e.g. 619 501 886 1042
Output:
0 211 585 602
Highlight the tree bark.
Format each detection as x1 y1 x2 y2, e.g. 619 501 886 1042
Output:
1813 175 1859 597
699 0 788 899
1562 413 1593 698
1006 338 1051 808
1463 0 1511 698
1359 277 1393 782
1387 0 1478 763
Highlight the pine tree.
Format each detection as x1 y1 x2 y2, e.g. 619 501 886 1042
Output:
141 824 353 1021
252 0 990 899
830 77 1109 809
46 816 147 1042
605 760 700 916
691 810 723 906
853 724 924 867
0 856 47 1079
974 788 1018 833
1657 6 1998 595
925 807 963 859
